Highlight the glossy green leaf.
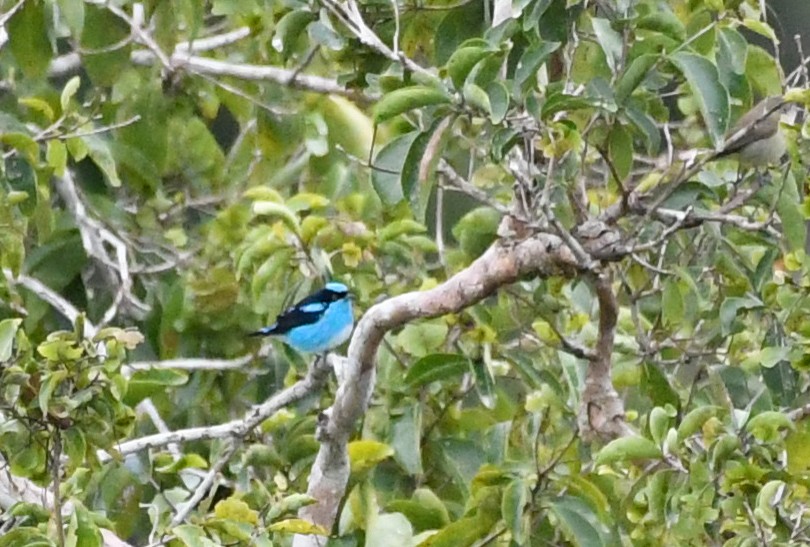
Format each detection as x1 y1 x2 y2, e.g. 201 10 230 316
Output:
595 436 663 465
514 41 562 91
373 86 452 124
669 52 729 148
371 132 416 206
403 353 469 387
615 54 658 103
548 496 613 547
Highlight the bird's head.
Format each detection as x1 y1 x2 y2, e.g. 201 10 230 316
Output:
324 282 351 301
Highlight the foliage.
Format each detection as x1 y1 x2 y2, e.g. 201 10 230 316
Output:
1 0 810 545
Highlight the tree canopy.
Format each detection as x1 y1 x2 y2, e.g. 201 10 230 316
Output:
1 0 810 546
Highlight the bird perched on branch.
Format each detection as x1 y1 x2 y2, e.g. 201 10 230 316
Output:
250 282 354 353
714 96 790 167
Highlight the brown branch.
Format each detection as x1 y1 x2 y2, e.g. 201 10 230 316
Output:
578 271 632 440
295 232 581 542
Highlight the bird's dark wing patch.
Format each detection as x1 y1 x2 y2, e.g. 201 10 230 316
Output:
270 292 330 334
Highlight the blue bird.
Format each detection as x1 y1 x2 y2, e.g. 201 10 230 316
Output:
250 282 354 353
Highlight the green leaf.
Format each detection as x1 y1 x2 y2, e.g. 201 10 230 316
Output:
741 18 777 41
7 0 52 78
595 436 663 465
348 440 395 474
391 404 423 475
272 10 316 55
446 46 493 89
637 11 686 40
514 41 561 91
502 479 529 544
0 318 22 362
452 206 501 257
379 219 427 241
462 83 491 115
591 17 622 74
366 513 414 547
251 201 301 233
403 353 469 387
80 4 132 86
661 279 684 327
173 524 222 547
401 116 452 222
39 369 68 415
470 359 495 409
66 503 102 547
615 54 658 103
396 322 449 358
267 519 329 536
46 140 68 177
371 132 416 206
0 529 54 547
548 496 612 547
156 453 209 474
745 45 783 97
717 27 748 80
719 295 762 335
486 81 509 124
60 76 82 112
677 406 720 441
214 497 259 524
124 368 189 406
83 135 122 187
641 361 679 409
669 52 729 148
608 123 633 181
777 173 805 251
745 411 794 442
373 86 452 123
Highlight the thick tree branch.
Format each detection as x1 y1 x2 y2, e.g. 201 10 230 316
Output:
578 272 632 440
295 232 581 543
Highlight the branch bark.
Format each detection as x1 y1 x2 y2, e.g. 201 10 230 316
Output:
294 231 581 544
578 272 632 440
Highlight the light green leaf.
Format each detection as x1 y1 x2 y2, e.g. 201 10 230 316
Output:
595 436 663 465
348 440 395 474
366 513 414 547
373 86 452 123
591 18 622 73
83 135 122 187
0 318 22 362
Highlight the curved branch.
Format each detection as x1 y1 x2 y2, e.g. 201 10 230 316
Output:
578 272 632 440
295 232 581 539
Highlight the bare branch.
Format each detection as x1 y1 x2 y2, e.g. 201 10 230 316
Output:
169 441 239 528
102 355 335 461
3 269 97 337
438 159 510 214
126 355 254 372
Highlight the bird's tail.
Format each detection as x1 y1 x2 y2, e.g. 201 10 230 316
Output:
249 325 278 337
